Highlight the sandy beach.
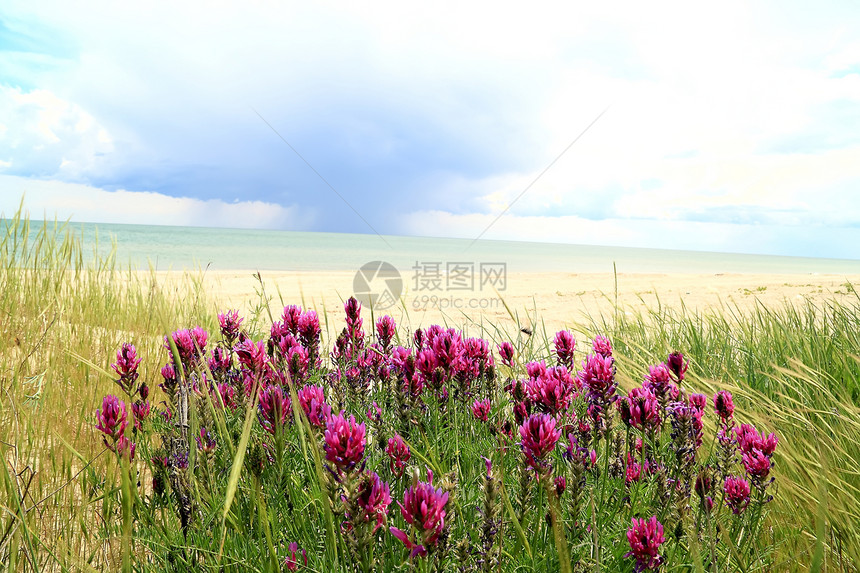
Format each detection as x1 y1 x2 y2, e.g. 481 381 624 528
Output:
173 270 860 337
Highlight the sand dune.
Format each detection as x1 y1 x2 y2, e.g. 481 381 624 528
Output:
165 270 860 338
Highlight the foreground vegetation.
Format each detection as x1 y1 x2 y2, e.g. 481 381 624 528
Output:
1 212 858 571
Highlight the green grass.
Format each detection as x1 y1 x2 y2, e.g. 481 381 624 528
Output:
1 209 859 571
0 210 211 571
576 293 860 570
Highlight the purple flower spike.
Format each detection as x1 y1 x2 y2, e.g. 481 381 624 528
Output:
713 390 735 420
625 387 661 431
666 351 688 382
356 471 392 533
218 309 243 342
111 343 141 391
297 384 330 428
519 413 561 471
234 339 268 373
96 395 128 442
324 412 366 473
497 342 515 367
376 315 396 348
592 335 612 358
724 475 751 514
257 386 291 436
625 516 666 571
396 472 450 548
553 330 576 368
471 398 491 422
386 434 411 478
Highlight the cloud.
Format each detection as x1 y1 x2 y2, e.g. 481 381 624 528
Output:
0 85 113 179
0 176 312 230
0 0 858 258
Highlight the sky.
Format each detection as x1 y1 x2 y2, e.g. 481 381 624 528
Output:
1 0 859 258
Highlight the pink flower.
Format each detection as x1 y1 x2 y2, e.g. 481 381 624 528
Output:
742 449 771 480
167 329 195 363
282 305 302 334
297 384 330 428
624 387 661 431
324 412 366 473
190 327 208 354
526 360 547 380
395 471 449 549
527 366 576 417
111 343 141 390
298 310 321 349
218 309 243 342
471 399 491 422
578 354 616 397
642 363 672 402
257 386 291 436
519 413 561 471
553 330 576 368
345 297 363 329
287 345 310 383
688 393 707 414
208 346 232 372
234 339 268 373
131 400 151 430
592 335 612 357
554 475 566 496
666 351 688 382
431 330 463 372
625 516 666 571
713 390 735 420
96 395 128 442
735 424 778 457
356 471 392 533
724 476 751 514
386 434 411 478
376 315 396 348
497 342 515 367
284 541 307 570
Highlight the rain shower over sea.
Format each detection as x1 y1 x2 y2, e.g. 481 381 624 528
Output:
17 220 860 276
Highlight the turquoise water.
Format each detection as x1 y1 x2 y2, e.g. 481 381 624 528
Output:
10 220 860 275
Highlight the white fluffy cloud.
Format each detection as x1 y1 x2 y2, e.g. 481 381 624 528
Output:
0 85 114 179
0 176 311 230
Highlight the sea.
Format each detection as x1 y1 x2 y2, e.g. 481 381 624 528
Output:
10 220 860 276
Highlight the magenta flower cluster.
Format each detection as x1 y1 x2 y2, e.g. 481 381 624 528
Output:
626 516 666 571
390 471 450 558
324 412 366 473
